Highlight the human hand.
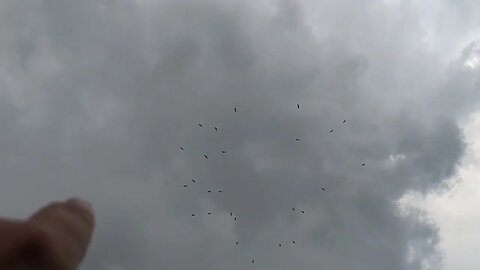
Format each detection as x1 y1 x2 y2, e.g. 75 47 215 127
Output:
0 198 95 270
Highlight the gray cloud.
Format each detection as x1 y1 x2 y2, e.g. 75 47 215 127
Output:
0 0 479 269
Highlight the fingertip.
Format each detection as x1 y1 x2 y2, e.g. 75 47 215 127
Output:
65 198 95 226
66 198 93 214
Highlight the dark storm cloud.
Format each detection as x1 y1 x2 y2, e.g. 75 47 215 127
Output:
0 0 479 269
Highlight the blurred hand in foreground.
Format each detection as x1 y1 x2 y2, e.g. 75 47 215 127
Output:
0 198 95 270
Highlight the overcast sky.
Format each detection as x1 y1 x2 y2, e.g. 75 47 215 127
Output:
0 0 479 269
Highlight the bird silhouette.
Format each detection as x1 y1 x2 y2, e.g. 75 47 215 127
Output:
180 146 184 150
362 163 366 166
297 104 300 109
296 138 300 142
252 260 255 264
292 241 296 244
208 212 212 215
234 107 237 112
198 123 203 127
214 127 218 131
321 187 325 191
221 150 227 154
236 241 239 245
192 179 196 183
191 214 195 217
208 190 212 193
301 210 305 214
343 120 347 124
292 208 295 211
279 243 282 247
183 185 188 188
230 212 233 216
218 190 223 193
234 217 237 221
204 155 208 159
330 129 334 133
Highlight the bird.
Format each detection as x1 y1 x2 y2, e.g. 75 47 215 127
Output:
296 138 300 142
183 185 188 188
208 190 212 193
191 214 195 217
208 212 212 215
252 260 255 264
362 163 366 166
343 119 347 124
279 243 282 247
218 190 223 193
301 210 305 214
292 241 296 244
230 212 233 216
198 123 203 127
330 129 334 133
204 155 208 159
292 208 295 211
297 104 300 109
214 127 218 131
234 107 237 112
321 187 325 191
221 150 227 154
180 146 184 150
192 179 196 183
234 217 237 221
235 241 239 245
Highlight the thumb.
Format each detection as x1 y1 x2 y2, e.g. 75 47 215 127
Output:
27 198 95 270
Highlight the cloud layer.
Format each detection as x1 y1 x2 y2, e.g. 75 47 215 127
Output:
0 0 479 269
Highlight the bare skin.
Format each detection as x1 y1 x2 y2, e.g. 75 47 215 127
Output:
0 198 95 270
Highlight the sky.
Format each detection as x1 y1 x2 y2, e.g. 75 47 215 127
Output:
0 0 479 269
400 113 480 270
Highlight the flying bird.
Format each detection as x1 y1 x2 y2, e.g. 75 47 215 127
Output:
204 155 208 159
192 179 196 183
234 217 237 221
191 214 195 217
296 138 300 142
297 104 300 109
198 123 203 127
214 127 218 131
208 212 212 215
180 146 184 150
292 208 295 211
236 241 239 245
292 241 296 244
221 150 227 154
208 190 212 193
321 187 325 191
362 163 366 166
343 119 347 124
252 260 255 264
279 243 282 247
230 212 233 216
183 185 188 188
330 129 334 133
301 210 305 214
218 190 223 193
234 107 237 112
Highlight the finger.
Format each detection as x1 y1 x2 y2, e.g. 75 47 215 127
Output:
27 199 95 269
28 206 90 252
29 199 95 243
